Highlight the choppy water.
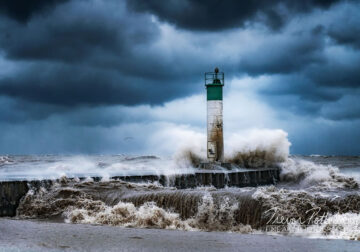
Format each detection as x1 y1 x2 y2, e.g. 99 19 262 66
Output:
0 155 196 181
1 154 360 240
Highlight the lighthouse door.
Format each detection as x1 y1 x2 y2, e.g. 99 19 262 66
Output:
207 141 217 161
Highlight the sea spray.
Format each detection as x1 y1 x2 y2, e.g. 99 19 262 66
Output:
286 213 360 240
225 129 290 168
174 128 290 168
0 155 14 166
280 158 358 189
1 129 290 180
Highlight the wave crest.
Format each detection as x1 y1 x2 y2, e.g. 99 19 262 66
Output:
175 129 290 168
0 155 14 166
16 178 360 239
280 158 358 189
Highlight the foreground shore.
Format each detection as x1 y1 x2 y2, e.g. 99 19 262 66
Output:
1 218 359 252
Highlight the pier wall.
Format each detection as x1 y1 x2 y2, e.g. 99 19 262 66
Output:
0 168 279 217
0 181 28 217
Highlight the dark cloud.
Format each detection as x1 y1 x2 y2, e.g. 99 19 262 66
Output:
329 29 360 49
0 63 200 107
239 27 326 76
0 0 69 23
0 0 354 112
260 74 342 101
0 119 147 154
321 94 360 120
260 72 360 121
0 0 203 108
127 0 341 31
0 0 357 113
258 48 360 120
288 119 360 155
327 4 360 49
0 96 70 123
307 61 360 88
0 1 159 66
258 74 343 120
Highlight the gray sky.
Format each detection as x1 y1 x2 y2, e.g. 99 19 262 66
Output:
0 0 359 155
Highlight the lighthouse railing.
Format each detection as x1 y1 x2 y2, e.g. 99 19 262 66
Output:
205 72 224 85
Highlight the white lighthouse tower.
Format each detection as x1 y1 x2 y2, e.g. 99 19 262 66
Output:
205 67 224 163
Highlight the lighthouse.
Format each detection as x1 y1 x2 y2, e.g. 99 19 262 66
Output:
205 67 224 163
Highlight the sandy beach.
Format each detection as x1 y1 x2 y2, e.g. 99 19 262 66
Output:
1 218 359 252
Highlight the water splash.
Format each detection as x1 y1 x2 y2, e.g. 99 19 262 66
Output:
280 158 358 189
176 128 290 168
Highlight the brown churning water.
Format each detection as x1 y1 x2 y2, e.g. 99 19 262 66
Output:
2 154 360 239
15 157 360 239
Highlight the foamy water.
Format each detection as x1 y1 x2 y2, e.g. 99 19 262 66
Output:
13 173 359 238
1 129 360 240
12 154 360 240
0 155 197 181
286 213 360 240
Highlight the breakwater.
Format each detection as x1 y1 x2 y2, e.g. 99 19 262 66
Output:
0 168 279 217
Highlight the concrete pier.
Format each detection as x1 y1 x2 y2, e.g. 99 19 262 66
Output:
110 168 279 188
0 180 53 217
0 168 279 217
0 181 28 217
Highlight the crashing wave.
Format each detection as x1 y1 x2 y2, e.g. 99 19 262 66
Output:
287 213 360 240
280 158 358 189
175 129 290 168
17 179 253 232
0 155 14 166
15 176 360 240
64 193 252 233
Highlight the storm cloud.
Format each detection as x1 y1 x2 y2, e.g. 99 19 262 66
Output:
0 0 208 108
0 0 359 155
0 0 69 23
127 0 342 31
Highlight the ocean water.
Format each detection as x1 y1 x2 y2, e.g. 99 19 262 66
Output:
0 155 196 181
1 153 360 240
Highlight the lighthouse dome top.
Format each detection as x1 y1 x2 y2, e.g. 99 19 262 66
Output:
205 68 224 86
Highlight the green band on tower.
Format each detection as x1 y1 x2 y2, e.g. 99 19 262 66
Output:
205 67 224 101
206 85 223 100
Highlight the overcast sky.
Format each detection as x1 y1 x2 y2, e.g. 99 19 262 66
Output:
0 0 359 155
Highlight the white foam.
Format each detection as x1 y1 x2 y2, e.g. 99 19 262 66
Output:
0 155 197 181
64 193 252 233
175 128 291 168
280 158 358 189
65 201 195 231
287 213 360 240
0 155 14 166
225 129 290 162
